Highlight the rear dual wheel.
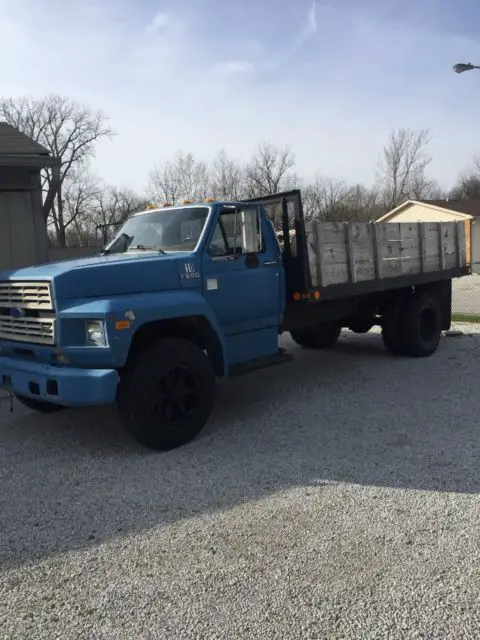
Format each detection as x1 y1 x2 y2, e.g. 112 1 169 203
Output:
382 292 442 357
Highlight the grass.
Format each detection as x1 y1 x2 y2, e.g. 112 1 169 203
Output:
452 313 480 324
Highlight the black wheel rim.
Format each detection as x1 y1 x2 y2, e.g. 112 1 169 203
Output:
151 365 201 428
419 307 437 342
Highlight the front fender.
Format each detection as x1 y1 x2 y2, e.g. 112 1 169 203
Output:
59 290 226 374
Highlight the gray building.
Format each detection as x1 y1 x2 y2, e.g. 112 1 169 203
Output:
0 122 59 271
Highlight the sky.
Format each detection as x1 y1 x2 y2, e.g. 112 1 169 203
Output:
1 0 480 193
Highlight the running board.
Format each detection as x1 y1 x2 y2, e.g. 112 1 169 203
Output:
228 348 292 377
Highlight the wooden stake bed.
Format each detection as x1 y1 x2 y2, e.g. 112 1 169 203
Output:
241 190 471 306
306 220 469 289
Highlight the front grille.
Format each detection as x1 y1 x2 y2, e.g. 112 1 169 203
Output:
0 316 55 345
0 281 53 310
0 281 55 345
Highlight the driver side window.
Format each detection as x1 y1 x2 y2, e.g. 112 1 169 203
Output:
208 208 262 257
209 222 228 256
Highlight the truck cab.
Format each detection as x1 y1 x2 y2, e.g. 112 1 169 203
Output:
0 199 287 449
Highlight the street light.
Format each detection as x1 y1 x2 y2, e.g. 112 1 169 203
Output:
453 62 480 74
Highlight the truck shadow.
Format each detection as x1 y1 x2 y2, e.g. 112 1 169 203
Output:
1 331 479 569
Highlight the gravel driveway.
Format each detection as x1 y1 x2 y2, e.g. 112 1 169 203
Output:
1 327 480 639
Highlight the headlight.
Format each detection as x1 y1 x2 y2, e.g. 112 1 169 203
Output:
85 320 107 346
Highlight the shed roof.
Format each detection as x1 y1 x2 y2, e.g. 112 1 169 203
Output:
420 198 480 217
376 199 476 222
0 122 59 167
0 122 49 155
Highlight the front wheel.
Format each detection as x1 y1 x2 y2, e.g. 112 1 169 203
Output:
117 338 215 451
290 323 341 349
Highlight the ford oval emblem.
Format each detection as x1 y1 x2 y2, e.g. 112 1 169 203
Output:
10 307 25 319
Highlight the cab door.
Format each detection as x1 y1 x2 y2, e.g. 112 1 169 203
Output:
201 205 282 336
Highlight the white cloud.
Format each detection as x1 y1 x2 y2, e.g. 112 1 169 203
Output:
145 11 175 35
294 1 319 50
149 12 171 29
307 1 318 37
212 61 254 76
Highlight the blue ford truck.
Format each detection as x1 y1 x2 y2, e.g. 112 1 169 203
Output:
0 190 470 449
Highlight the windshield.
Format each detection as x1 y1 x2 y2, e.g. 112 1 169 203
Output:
103 206 210 254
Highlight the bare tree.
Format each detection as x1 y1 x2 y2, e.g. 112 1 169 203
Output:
303 176 351 221
148 158 182 205
449 159 480 200
451 175 480 200
377 128 434 210
245 141 296 197
343 183 381 221
209 149 246 200
59 169 102 247
89 187 149 244
149 152 210 204
0 94 114 245
417 179 446 201
303 176 383 222
174 152 209 202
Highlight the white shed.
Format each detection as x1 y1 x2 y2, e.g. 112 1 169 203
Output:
377 199 479 272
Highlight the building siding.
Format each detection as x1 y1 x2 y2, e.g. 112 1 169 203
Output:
0 190 48 271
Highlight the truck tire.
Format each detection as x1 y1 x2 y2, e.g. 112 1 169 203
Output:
117 338 215 451
401 292 442 357
15 394 64 413
290 323 341 349
381 297 407 356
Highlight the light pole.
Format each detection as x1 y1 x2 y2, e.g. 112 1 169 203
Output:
453 62 480 74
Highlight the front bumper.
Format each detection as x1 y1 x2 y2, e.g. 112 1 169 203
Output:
0 356 119 406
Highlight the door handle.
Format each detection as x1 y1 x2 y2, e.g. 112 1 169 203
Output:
263 260 279 266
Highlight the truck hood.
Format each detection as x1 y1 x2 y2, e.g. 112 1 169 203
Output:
0 252 195 299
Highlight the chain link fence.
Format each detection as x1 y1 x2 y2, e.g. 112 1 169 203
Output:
452 263 480 321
